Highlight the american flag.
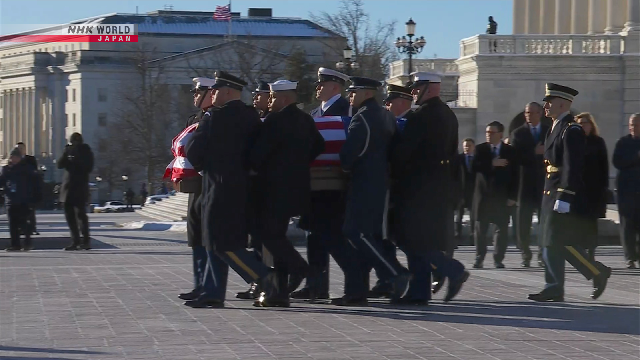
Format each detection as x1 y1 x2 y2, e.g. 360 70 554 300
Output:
213 4 231 21
163 123 200 182
311 116 351 167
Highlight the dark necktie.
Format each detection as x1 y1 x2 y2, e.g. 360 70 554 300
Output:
532 126 539 143
466 155 472 171
492 146 498 158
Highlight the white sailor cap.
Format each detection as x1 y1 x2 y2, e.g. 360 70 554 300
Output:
268 80 298 92
317 67 349 85
191 77 216 91
409 71 442 88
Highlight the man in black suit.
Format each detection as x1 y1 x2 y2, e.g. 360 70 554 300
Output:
16 142 39 235
510 102 550 268
471 121 519 268
454 138 476 243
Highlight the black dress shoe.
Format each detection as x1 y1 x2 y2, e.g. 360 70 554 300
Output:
444 270 469 302
538 260 546 268
521 260 531 268
236 282 260 299
5 246 22 252
432 280 445 295
472 261 483 269
494 262 505 269
591 266 611 300
184 297 224 308
390 298 429 306
368 284 392 298
330 296 368 306
528 292 564 302
290 287 329 300
22 245 33 252
179 289 202 301
626 261 637 269
287 269 308 294
64 244 78 251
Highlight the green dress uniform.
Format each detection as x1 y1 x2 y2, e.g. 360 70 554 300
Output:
529 83 611 302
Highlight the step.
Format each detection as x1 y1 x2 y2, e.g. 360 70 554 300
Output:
136 206 186 222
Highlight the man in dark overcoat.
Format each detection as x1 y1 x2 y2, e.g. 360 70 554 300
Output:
509 102 550 267
16 142 39 235
57 132 94 251
292 67 351 301
392 72 469 304
249 79 325 307
454 138 476 244
528 83 611 302
613 113 640 269
178 77 222 305
185 71 272 308
337 76 411 306
471 121 519 269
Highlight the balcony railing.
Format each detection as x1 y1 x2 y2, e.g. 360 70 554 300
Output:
447 90 477 108
388 58 458 78
460 34 624 57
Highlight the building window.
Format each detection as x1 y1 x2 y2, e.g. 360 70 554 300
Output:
98 113 107 127
98 88 107 102
72 89 76 102
65 89 68 103
72 113 76 127
71 44 74 51
98 139 107 152
65 114 68 127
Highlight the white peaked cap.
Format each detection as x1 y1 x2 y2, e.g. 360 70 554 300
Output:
318 67 350 81
192 77 216 88
268 80 298 91
410 71 442 83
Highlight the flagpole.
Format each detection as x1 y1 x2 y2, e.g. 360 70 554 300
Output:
228 1 232 36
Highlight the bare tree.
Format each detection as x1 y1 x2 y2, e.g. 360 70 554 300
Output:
310 0 398 79
110 45 177 192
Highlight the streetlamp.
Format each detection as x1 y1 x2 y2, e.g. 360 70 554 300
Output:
122 175 128 182
394 18 427 75
96 176 103 204
335 45 360 76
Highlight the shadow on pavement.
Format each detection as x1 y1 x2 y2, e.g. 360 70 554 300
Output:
0 345 108 355
0 237 118 250
239 299 640 335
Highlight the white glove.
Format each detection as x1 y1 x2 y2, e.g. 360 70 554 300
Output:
553 200 570 214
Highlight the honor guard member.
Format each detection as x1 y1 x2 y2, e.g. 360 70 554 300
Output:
293 67 351 301
392 72 469 304
337 76 411 306
249 80 325 307
367 83 414 298
178 77 221 304
528 83 612 302
236 79 272 300
185 71 275 308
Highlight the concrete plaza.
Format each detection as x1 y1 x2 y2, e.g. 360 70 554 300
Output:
0 213 638 360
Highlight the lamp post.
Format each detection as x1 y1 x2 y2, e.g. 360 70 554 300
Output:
394 18 427 75
335 45 360 76
96 176 103 204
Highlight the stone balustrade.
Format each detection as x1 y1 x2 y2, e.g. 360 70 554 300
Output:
388 58 459 78
460 34 625 57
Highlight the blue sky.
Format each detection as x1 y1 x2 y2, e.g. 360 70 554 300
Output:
0 0 512 59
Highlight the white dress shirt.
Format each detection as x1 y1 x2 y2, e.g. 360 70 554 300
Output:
551 111 571 132
321 94 342 114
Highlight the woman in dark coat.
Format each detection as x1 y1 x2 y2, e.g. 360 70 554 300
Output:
575 113 609 261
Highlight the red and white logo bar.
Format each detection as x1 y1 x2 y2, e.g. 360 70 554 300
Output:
0 24 139 43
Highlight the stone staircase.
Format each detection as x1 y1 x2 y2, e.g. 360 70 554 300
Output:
136 193 189 222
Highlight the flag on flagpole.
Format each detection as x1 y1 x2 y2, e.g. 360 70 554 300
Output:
213 4 231 20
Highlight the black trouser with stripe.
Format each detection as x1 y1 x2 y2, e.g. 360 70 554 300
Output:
542 245 608 295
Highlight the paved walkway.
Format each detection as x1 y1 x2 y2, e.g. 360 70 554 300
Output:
0 214 638 360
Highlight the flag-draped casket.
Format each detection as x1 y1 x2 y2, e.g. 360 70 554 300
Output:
163 123 202 193
310 116 351 191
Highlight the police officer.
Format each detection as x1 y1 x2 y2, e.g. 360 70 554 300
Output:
1 147 39 252
250 79 325 307
337 76 411 306
178 77 219 304
528 83 611 302
292 67 351 301
392 72 469 304
185 71 272 308
236 80 272 300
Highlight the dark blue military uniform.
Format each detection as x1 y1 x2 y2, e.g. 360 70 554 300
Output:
529 83 611 302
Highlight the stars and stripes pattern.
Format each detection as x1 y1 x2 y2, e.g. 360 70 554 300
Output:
311 116 351 167
163 123 200 182
213 4 231 21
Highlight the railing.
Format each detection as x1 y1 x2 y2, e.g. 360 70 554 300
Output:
388 58 458 78
460 34 624 57
447 90 477 108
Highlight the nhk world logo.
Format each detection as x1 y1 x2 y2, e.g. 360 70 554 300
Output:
0 24 139 43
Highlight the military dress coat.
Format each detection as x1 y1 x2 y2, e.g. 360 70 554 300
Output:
340 98 397 236
310 96 351 118
249 103 325 220
540 114 589 248
185 109 209 248
185 100 262 252
391 96 459 253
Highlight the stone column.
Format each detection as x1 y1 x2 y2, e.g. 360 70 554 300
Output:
541 0 557 34
625 0 640 30
589 0 608 34
555 0 572 33
605 0 626 33
526 0 541 33
514 0 527 34
572 0 589 33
